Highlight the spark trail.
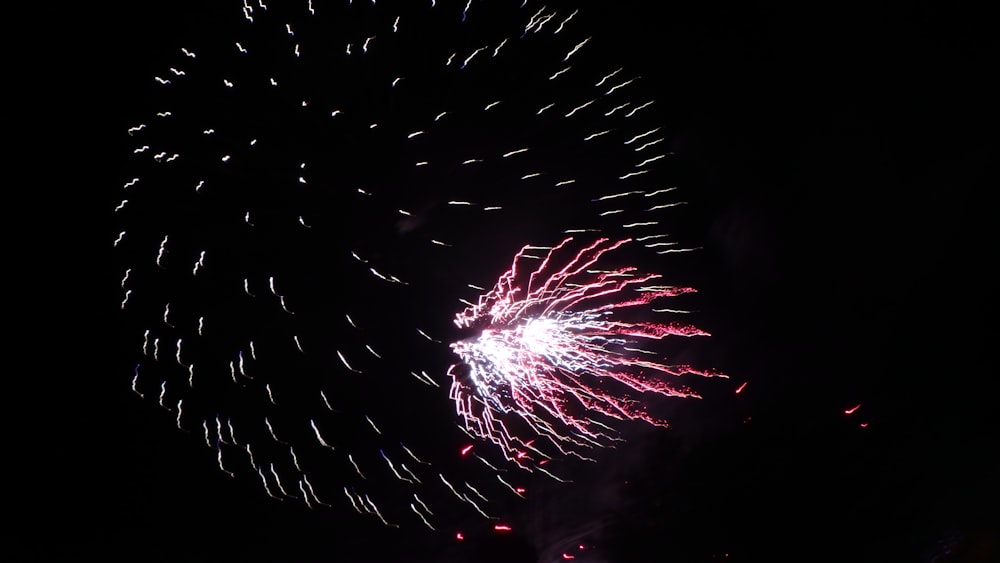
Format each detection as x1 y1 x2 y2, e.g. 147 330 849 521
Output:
450 237 724 467
116 0 718 532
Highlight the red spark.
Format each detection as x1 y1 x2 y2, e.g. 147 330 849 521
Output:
844 403 861 415
494 524 512 532
735 381 747 394
460 444 473 456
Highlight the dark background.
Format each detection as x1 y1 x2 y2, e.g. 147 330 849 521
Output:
8 0 997 561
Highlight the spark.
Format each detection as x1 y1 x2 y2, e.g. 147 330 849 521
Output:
619 170 648 180
636 154 667 168
348 454 366 479
131 365 143 398
401 443 429 465
175 399 184 429
634 138 665 152
265 416 285 444
554 10 578 34
565 99 596 118
492 38 508 57
336 350 361 373
596 68 622 87
310 419 334 449
216 448 236 477
411 503 436 530
563 37 590 61
175 338 186 367
625 100 655 117
416 329 440 343
381 450 414 483
624 128 661 145
605 77 639 96
303 475 330 507
645 188 677 198
269 463 294 497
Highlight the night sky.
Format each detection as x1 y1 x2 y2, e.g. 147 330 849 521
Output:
8 1 998 562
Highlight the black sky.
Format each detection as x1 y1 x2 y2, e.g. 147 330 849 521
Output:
7 1 998 562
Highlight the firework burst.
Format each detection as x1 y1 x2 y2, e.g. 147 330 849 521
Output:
450 237 725 468
116 0 719 531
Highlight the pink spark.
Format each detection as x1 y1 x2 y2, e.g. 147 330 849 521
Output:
494 524 512 532
562 554 576 560
460 444 474 456
449 237 725 466
735 381 748 394
844 403 861 415
455 532 464 541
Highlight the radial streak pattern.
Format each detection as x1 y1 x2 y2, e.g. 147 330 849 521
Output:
116 0 716 530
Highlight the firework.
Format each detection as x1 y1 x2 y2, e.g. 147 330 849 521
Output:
116 0 713 530
449 237 724 468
